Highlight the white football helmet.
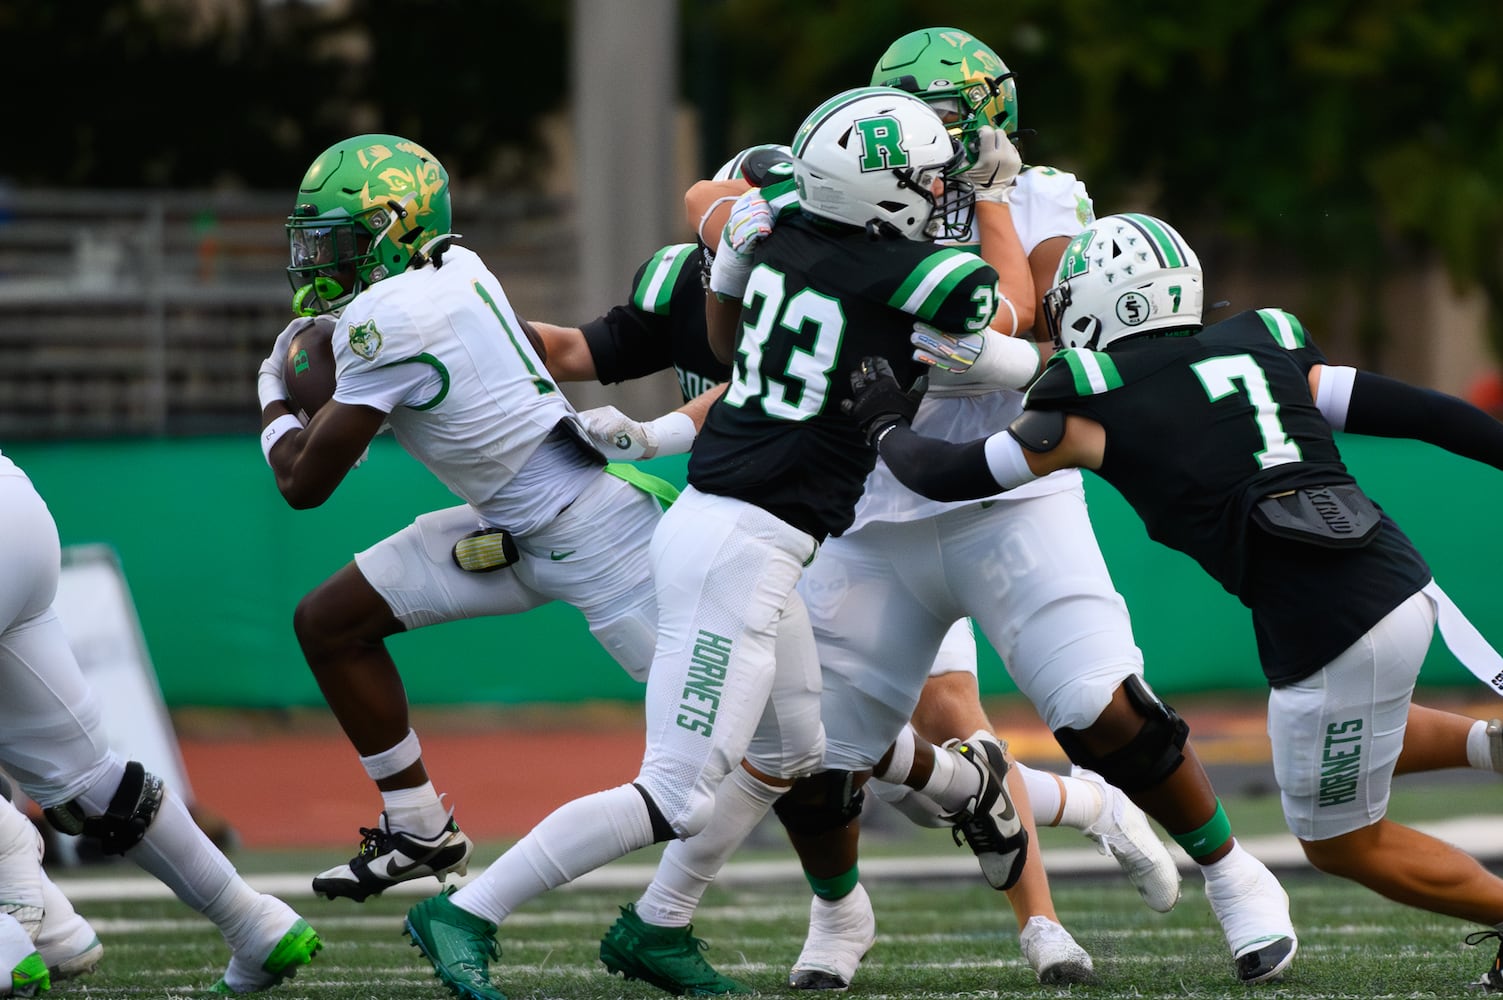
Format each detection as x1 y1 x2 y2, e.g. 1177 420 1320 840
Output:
790 86 973 241
1043 213 1204 351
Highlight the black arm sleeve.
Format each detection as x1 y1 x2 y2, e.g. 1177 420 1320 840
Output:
1345 370 1503 471
876 426 1002 502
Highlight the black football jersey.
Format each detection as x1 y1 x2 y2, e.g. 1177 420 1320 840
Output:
690 212 999 540
581 243 731 403
1025 307 1431 684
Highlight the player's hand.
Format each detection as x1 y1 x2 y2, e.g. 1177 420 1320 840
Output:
579 405 660 460
257 316 303 411
841 356 927 446
723 188 773 255
910 322 983 374
964 125 1021 203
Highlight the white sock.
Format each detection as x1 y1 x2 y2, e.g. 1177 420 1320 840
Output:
453 784 655 926
129 788 248 920
874 725 919 784
915 742 982 814
1465 719 1499 772
381 782 448 837
868 779 949 829
636 767 785 927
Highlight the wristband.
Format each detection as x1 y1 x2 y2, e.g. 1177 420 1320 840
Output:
644 410 697 457
260 413 304 466
257 368 288 411
969 330 1039 389
708 244 754 299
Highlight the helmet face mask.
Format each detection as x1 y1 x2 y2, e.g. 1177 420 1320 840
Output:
1044 213 1205 352
871 27 1018 171
286 135 452 315
791 86 975 242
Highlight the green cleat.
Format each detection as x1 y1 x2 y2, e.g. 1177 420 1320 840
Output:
600 903 753 996
10 951 49 997
210 897 322 994
405 889 505 1000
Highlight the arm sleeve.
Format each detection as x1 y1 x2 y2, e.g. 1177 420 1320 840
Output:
876 426 1002 501
580 305 675 384
1344 369 1503 470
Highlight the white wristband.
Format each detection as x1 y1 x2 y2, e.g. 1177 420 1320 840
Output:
970 330 1040 389
260 413 304 466
257 368 288 411
708 244 754 299
644 410 698 457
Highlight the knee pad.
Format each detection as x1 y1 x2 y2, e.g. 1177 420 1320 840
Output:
772 770 865 837
632 783 678 844
1052 676 1188 793
43 761 162 856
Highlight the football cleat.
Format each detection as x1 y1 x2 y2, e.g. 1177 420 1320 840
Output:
0 912 47 998
313 812 474 901
1074 766 1183 912
1202 846 1297 984
210 894 321 995
599 903 751 996
35 872 103 981
405 889 505 1000
1018 916 1096 985
1467 929 1502 992
943 735 1028 890
790 882 876 991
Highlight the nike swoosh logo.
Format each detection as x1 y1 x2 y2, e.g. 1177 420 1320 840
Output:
550 550 575 561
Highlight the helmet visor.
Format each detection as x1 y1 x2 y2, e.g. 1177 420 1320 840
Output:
286 217 364 314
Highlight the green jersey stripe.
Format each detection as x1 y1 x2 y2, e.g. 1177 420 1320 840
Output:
889 251 989 319
632 244 694 314
1120 213 1186 268
763 178 802 219
1062 348 1123 395
1257 308 1307 349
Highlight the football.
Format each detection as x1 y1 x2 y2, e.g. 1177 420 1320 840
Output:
282 315 337 419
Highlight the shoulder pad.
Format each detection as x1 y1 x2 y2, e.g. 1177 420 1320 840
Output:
631 244 698 316
1008 409 1066 453
1254 307 1310 350
1028 348 1123 400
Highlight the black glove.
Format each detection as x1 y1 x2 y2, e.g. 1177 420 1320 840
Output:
841 356 928 445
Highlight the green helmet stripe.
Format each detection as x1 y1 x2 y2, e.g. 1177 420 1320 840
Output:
1061 348 1123 395
888 250 991 319
632 243 695 314
1119 213 1186 268
1256 307 1308 349
793 87 908 156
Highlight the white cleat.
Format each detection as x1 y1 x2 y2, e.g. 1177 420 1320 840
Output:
1019 916 1097 984
1074 766 1182 912
1202 845 1298 984
34 871 102 980
789 882 876 991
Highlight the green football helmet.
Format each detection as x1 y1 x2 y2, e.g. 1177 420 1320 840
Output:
871 27 1017 171
286 134 452 316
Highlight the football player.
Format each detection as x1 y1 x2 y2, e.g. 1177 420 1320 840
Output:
619 27 1290 990
850 211 1503 994
0 450 319 993
399 87 1028 1000
258 135 672 903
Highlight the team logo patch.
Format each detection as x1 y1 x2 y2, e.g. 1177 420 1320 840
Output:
1116 291 1151 327
853 115 909 172
348 320 383 361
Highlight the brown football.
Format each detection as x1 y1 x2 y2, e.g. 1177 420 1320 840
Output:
282 315 337 419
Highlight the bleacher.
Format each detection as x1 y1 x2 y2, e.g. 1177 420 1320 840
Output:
0 188 580 440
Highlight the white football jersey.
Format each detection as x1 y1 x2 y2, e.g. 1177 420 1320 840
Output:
849 165 1095 531
329 245 592 533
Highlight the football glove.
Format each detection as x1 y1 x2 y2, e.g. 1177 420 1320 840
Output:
723 188 773 254
257 317 304 411
964 125 1022 204
841 356 928 445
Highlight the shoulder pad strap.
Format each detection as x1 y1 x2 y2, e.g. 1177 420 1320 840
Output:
1008 409 1066 453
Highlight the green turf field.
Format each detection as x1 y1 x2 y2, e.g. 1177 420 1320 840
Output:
49 871 1499 999
36 775 1500 998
